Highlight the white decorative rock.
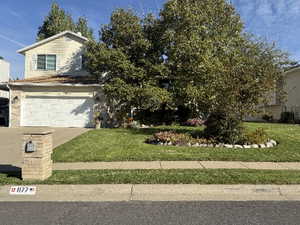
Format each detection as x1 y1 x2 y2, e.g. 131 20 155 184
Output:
243 145 251 149
251 144 259 148
270 140 277 146
224 144 233 148
234 145 243 148
259 144 266 148
266 142 273 148
194 143 200 147
200 144 208 147
207 144 214 148
187 143 192 147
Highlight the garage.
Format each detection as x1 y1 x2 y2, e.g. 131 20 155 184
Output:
21 95 94 128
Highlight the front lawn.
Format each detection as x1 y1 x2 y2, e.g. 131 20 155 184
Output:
2 169 300 185
52 122 300 162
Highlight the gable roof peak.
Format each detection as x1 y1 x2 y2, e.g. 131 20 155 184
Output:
17 30 88 55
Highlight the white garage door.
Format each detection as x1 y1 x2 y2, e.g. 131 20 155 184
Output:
21 96 94 128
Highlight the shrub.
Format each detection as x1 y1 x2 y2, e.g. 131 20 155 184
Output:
204 112 244 144
280 112 295 123
184 118 205 127
135 109 176 126
244 128 269 144
262 114 273 122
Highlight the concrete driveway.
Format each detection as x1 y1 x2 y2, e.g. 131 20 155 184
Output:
0 127 88 167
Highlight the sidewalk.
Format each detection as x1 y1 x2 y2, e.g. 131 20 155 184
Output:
53 161 300 170
1 184 300 202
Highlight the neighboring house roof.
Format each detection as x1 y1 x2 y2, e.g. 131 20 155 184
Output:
285 66 300 75
17 31 88 55
9 75 101 87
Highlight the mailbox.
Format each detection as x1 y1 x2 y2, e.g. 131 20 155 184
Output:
25 141 35 153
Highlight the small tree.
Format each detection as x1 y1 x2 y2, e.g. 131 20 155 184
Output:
0 56 3 60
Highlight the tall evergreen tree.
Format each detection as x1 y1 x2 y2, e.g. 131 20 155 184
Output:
75 17 94 40
37 2 74 41
37 3 94 40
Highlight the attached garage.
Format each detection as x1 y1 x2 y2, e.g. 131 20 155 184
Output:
9 80 102 128
21 96 94 128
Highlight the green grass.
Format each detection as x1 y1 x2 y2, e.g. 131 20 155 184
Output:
52 122 300 162
2 169 300 185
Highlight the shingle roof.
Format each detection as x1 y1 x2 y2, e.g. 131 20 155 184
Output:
11 75 99 85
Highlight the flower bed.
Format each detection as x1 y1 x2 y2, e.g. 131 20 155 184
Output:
146 131 278 149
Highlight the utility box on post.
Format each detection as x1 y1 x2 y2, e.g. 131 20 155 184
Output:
22 129 54 180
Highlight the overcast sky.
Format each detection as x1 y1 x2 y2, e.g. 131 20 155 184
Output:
0 0 299 79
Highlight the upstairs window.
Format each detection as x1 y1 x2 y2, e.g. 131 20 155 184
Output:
37 54 56 70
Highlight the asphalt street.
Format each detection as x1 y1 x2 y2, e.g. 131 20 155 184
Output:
0 201 300 225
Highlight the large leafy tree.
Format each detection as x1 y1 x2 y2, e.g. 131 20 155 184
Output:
86 0 293 142
85 9 171 117
37 3 93 41
160 0 292 142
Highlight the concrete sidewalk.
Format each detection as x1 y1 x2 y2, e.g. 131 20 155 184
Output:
53 161 300 171
1 184 300 202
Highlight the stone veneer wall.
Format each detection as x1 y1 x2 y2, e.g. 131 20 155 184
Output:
22 130 53 180
10 86 23 128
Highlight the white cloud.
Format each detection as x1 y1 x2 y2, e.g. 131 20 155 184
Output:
0 33 26 47
7 9 22 18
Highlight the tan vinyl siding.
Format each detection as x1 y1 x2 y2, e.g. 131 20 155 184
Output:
284 70 300 110
0 59 9 82
24 34 89 79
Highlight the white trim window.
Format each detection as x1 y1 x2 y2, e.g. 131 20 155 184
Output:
37 54 56 71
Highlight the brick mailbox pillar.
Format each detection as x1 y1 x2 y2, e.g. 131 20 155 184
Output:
22 129 54 181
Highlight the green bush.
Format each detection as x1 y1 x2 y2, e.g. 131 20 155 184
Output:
262 114 273 122
135 109 176 126
204 112 244 144
135 106 193 126
280 112 295 123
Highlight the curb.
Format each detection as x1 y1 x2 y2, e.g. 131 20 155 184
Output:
1 184 300 202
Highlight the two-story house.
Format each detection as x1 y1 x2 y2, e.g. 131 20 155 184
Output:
9 31 102 128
